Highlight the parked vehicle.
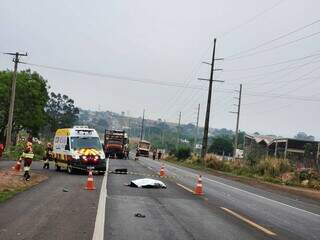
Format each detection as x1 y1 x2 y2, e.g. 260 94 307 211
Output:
52 126 106 174
136 140 151 157
104 129 129 159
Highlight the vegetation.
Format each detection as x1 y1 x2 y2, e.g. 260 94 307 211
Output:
165 152 320 189
208 135 233 156
0 70 79 158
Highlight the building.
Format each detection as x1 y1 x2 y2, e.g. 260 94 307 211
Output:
244 133 320 170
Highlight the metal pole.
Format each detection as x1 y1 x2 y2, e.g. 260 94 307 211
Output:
140 109 145 141
201 39 217 159
194 104 200 151
177 112 181 146
233 84 242 160
5 53 19 147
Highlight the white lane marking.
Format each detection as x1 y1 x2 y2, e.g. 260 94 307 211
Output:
92 158 109 240
176 183 194 194
221 207 277 236
141 158 320 218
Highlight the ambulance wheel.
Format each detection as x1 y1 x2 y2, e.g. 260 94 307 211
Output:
67 165 73 174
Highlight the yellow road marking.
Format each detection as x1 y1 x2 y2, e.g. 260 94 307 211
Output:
220 207 277 236
176 183 194 194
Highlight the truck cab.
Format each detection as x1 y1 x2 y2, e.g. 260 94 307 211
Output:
104 129 129 159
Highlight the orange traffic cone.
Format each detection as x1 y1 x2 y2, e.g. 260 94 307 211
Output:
194 175 204 195
85 170 96 190
12 160 21 172
159 164 165 177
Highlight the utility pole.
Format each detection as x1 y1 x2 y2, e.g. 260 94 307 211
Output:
230 84 242 160
194 104 200 151
140 109 145 140
4 52 27 148
177 112 181 146
199 38 224 159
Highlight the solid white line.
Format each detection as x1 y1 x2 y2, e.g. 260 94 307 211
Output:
92 158 109 240
141 158 320 218
221 207 277 236
176 183 194 194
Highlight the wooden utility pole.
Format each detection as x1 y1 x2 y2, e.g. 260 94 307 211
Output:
199 38 224 159
140 109 145 140
177 112 181 146
230 84 242 160
194 104 200 150
4 52 27 148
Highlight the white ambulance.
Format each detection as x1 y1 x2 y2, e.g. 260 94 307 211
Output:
52 126 106 174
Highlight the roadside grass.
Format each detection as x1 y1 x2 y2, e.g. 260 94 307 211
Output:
0 188 25 203
0 170 48 203
164 155 320 190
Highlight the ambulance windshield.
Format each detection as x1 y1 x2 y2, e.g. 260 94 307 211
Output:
71 137 102 150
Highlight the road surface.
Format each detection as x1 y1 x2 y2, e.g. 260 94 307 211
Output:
0 157 319 240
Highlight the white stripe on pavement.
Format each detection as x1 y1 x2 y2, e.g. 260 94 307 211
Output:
141 158 320 218
92 158 109 240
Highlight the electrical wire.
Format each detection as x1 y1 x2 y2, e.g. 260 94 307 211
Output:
225 18 320 59
226 30 320 61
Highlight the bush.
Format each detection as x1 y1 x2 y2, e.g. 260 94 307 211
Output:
205 154 223 170
3 142 45 161
174 146 191 160
185 154 201 165
257 157 291 178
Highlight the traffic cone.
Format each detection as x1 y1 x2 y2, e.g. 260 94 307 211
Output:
85 170 96 190
12 160 21 172
159 164 165 177
194 175 204 195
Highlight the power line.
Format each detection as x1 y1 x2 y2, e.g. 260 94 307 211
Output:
220 0 286 38
225 18 320 59
226 30 320 61
223 52 320 72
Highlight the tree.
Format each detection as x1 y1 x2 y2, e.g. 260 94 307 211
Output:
208 135 233 156
0 70 49 142
294 132 315 141
45 92 79 134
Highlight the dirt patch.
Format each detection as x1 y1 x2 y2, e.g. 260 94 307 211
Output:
0 169 48 202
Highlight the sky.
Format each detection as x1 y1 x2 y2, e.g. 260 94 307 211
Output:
1 0 320 138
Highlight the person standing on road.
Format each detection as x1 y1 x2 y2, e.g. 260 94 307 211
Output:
157 150 162 160
21 142 34 181
152 149 157 160
43 142 53 169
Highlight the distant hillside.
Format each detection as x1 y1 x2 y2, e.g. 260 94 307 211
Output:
77 109 236 150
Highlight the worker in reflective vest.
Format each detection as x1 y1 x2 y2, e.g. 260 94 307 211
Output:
21 142 34 181
43 142 53 169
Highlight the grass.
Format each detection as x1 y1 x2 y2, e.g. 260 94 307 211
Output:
0 188 24 203
164 155 319 189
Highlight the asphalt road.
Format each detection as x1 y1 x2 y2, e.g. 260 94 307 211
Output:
0 161 103 240
137 156 320 240
1 158 320 240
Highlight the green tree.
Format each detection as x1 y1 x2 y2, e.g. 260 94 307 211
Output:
45 92 79 134
208 135 233 156
0 70 49 142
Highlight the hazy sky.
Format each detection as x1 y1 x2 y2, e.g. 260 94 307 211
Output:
1 0 320 138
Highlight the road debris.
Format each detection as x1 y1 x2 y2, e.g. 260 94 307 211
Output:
111 168 128 174
127 178 167 188
62 188 69 192
134 213 146 218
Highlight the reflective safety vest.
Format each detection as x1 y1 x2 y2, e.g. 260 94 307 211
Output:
22 152 34 159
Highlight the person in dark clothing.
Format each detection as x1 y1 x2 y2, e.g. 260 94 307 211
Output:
43 142 53 169
157 151 162 160
21 142 34 181
152 150 157 160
